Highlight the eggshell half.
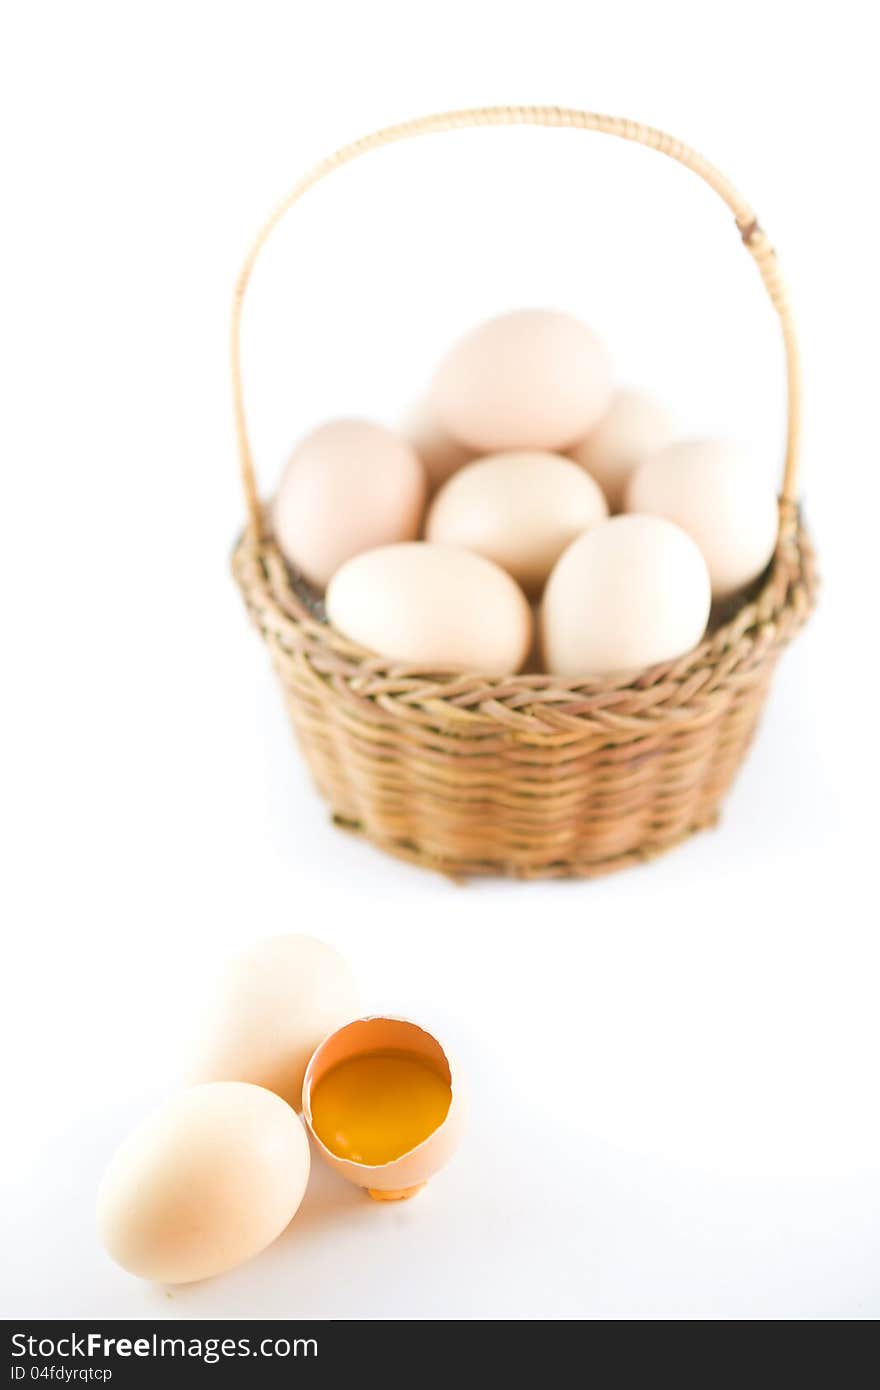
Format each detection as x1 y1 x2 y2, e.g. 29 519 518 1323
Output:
625 439 779 600
568 388 675 511
426 451 608 596
187 935 359 1112
429 309 612 453
302 1017 465 1195
541 514 711 677
97 1083 310 1284
326 542 532 674
272 418 427 589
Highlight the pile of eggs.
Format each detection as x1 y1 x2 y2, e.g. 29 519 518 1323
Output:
272 308 780 678
97 936 463 1285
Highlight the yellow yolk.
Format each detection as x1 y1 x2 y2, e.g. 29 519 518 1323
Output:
309 1049 452 1166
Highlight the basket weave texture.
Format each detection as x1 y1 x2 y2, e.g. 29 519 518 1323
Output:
230 107 818 879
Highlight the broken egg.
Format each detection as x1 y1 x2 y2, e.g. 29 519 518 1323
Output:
302 1017 464 1201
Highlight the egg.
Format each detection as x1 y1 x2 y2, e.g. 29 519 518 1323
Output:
97 1083 310 1283
625 440 779 600
541 515 711 677
568 388 675 511
428 309 612 453
426 452 608 596
188 935 359 1111
271 418 426 589
326 542 532 674
401 395 473 492
303 1017 464 1201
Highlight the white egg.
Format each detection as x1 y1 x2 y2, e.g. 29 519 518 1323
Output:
401 395 473 492
568 388 675 511
541 515 711 677
625 440 779 600
426 451 608 596
326 542 532 675
97 1083 310 1284
272 418 426 589
188 935 359 1111
428 309 612 453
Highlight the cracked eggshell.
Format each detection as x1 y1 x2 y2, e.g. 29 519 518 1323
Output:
625 439 779 600
187 935 359 1112
302 1017 465 1196
426 451 608 596
428 309 612 453
97 1083 310 1284
568 388 675 512
272 418 427 589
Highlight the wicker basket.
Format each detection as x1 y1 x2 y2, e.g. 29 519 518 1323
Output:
231 106 817 880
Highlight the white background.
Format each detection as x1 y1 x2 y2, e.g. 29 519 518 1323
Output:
2 0 878 1322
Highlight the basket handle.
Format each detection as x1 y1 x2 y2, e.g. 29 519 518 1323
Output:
231 106 801 542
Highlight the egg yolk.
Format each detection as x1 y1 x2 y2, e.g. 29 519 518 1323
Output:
309 1049 451 1166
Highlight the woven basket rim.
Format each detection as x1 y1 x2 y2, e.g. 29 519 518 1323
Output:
232 514 817 738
